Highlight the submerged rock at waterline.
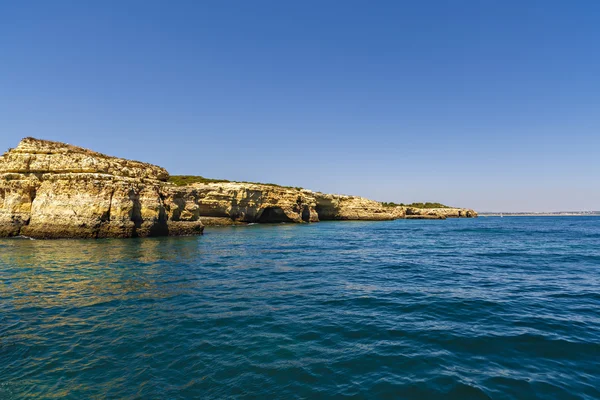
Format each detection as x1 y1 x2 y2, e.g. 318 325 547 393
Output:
0 138 476 239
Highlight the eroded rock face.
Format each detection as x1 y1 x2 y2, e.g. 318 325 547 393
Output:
0 175 37 237
2 137 169 180
405 207 478 219
160 183 411 225
0 137 477 239
313 193 405 221
162 183 320 224
0 138 202 238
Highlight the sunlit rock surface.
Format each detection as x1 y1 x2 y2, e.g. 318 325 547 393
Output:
0 138 200 238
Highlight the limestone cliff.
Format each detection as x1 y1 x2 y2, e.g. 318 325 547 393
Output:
0 138 203 238
161 183 407 226
405 207 478 219
0 138 476 239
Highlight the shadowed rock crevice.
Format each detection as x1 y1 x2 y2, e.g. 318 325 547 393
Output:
149 190 169 237
100 189 114 223
129 189 143 237
301 206 311 222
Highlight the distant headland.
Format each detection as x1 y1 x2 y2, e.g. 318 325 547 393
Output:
0 138 477 239
479 211 600 217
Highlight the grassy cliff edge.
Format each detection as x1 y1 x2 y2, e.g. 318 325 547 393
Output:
169 175 451 209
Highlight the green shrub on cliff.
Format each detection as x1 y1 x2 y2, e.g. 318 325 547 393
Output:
168 175 230 186
409 202 450 208
168 175 303 190
381 202 403 207
381 202 450 208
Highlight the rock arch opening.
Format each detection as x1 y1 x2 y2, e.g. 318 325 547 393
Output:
257 207 294 223
315 204 337 221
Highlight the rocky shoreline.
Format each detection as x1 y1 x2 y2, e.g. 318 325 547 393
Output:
0 138 477 239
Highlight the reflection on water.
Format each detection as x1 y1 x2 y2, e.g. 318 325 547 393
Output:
1 219 600 399
1 237 203 312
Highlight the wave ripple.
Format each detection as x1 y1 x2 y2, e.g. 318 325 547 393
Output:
1 217 599 399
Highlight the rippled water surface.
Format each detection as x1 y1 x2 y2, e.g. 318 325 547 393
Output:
1 217 599 399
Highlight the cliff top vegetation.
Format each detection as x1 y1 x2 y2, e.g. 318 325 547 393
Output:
168 175 302 190
381 202 450 209
169 176 449 208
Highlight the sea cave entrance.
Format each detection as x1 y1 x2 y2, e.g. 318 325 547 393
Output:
257 207 294 223
315 204 337 221
301 206 311 222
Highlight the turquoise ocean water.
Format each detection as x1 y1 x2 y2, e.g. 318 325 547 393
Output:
1 217 599 399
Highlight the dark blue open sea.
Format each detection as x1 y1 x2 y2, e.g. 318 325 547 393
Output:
1 217 599 399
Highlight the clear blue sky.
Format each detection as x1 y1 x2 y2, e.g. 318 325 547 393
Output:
1 1 599 212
